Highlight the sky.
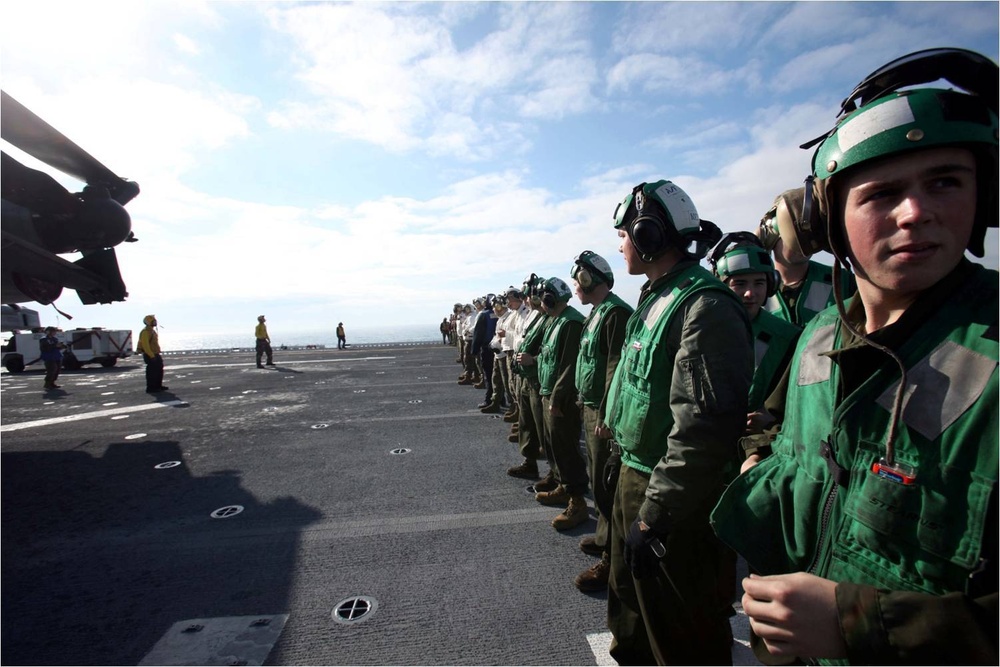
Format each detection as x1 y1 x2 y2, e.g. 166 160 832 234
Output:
2 1 998 340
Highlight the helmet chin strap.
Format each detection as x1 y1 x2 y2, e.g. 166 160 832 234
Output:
828 222 906 467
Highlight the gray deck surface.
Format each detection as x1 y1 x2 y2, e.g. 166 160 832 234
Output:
1 344 760 665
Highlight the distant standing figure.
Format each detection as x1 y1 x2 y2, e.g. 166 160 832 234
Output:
440 317 450 344
39 326 65 390
255 315 274 368
137 314 168 394
336 322 347 349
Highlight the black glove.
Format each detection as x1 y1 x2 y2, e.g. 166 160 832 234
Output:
623 516 667 579
597 451 621 518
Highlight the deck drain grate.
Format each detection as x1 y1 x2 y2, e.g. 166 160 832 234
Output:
311 423 330 429
408 399 422 404
210 505 244 519
155 461 182 469
332 596 377 624
390 448 411 455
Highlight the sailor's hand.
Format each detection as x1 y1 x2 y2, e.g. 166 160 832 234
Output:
747 409 776 433
517 353 535 367
623 517 666 579
595 423 613 439
740 453 762 475
549 404 563 417
742 572 846 659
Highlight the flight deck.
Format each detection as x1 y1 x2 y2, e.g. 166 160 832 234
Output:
1 343 759 665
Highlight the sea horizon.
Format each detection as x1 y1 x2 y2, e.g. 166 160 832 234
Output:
159 323 445 352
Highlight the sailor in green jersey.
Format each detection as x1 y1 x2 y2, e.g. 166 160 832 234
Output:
708 232 803 628
521 277 590 531
604 179 752 665
712 48 999 664
507 275 551 482
758 187 856 326
709 232 802 419
569 251 634 592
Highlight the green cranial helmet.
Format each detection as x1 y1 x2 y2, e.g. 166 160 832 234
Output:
709 232 778 297
571 250 614 291
542 277 572 304
812 86 998 257
814 87 998 180
612 180 721 261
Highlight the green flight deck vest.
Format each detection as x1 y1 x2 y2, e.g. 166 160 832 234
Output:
766 260 854 326
575 293 634 407
748 308 801 411
538 305 585 396
606 264 741 474
713 266 998 609
514 311 548 384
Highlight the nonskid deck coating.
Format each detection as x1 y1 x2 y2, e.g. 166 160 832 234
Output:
1 344 759 666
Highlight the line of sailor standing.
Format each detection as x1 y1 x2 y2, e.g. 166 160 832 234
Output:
451 47 997 667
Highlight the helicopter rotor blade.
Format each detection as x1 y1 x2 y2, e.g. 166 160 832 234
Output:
0 91 134 201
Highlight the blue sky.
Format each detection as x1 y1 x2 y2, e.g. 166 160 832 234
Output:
2 1 998 340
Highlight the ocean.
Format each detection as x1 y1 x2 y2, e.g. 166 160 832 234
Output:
160 324 443 352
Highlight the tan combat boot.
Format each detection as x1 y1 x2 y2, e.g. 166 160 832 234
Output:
535 484 569 506
552 495 589 531
574 553 610 591
506 459 538 479
533 470 557 493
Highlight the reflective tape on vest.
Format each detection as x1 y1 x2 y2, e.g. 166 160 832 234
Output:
803 281 833 314
877 339 997 440
797 324 836 386
640 291 677 331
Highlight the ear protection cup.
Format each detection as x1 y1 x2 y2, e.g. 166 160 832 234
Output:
630 206 688 261
576 268 594 290
542 293 556 309
629 214 668 259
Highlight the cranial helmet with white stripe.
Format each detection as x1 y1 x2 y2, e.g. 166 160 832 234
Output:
613 180 722 262
798 48 998 259
709 232 778 298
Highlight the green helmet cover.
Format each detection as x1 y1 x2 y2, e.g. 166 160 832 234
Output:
813 87 998 180
715 245 774 281
572 250 614 288
543 277 572 303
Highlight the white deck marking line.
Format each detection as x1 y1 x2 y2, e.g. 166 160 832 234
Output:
1 400 189 432
586 632 617 666
165 356 396 370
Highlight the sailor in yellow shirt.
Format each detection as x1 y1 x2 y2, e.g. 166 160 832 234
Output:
255 315 274 368
137 314 168 393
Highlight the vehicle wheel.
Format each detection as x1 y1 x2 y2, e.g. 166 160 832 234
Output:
100 358 117 368
4 356 25 373
62 354 81 371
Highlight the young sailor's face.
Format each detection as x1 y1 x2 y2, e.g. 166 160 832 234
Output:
727 273 768 320
618 228 644 275
839 147 977 302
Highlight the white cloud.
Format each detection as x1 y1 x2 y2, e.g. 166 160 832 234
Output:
264 2 600 158
172 33 202 57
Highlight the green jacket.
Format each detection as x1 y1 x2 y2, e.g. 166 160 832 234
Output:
575 292 633 418
713 260 999 665
538 305 584 403
748 308 801 412
605 261 752 531
766 260 856 326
